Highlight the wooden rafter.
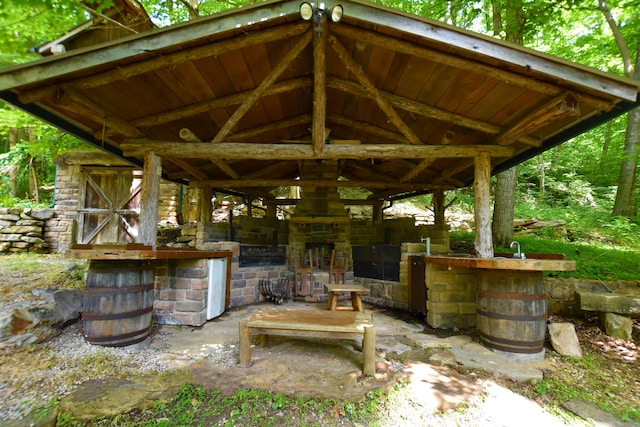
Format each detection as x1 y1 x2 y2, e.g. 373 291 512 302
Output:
400 131 454 182
211 30 313 143
327 33 423 145
54 88 142 138
18 22 310 104
179 128 239 179
331 25 616 112
496 93 580 146
327 77 541 147
227 114 311 141
133 78 312 130
121 141 513 159
327 114 407 144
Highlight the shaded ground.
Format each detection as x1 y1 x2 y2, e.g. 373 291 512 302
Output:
1 254 639 426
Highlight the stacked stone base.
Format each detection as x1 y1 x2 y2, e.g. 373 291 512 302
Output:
0 208 53 253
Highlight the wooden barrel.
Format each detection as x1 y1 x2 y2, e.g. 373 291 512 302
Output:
82 260 155 347
476 270 548 354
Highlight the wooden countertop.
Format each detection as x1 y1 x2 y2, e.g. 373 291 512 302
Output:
422 254 576 271
67 244 231 260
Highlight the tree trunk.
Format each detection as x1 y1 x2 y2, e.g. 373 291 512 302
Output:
612 39 640 217
432 189 446 230
492 166 517 247
490 0 522 248
612 106 639 216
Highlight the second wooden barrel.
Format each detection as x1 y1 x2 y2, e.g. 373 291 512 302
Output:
476 270 548 354
82 260 155 347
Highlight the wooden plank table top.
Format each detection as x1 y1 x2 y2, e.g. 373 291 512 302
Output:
240 308 376 376
325 284 370 312
248 308 373 332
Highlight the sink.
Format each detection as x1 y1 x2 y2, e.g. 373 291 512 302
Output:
423 253 576 271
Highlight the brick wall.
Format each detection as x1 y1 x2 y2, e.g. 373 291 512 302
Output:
154 258 210 326
425 263 478 329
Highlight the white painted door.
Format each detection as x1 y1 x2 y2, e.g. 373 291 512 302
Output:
207 258 227 319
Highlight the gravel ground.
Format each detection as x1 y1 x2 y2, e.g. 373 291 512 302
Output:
0 322 238 421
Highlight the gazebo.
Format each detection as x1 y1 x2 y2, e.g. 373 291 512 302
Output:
1 1 639 344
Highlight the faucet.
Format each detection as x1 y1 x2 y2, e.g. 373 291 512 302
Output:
420 236 431 255
510 241 525 259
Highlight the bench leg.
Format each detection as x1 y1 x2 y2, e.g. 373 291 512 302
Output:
329 292 338 311
363 324 376 376
239 320 251 368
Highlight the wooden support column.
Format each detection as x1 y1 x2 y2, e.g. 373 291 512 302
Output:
474 152 493 258
312 19 327 156
139 151 161 249
433 188 446 230
266 201 277 220
372 201 383 222
198 184 213 224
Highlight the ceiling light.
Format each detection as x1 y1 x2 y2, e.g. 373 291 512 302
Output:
329 5 343 23
299 2 313 21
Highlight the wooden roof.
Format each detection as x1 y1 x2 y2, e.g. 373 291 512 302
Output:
1 0 639 201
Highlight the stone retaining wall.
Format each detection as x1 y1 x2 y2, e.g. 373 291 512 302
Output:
0 208 54 253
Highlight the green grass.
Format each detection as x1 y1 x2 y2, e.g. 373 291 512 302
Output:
510 349 640 423
78 384 386 427
450 231 640 281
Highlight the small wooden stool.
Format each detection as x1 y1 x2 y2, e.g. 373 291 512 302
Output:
325 283 370 312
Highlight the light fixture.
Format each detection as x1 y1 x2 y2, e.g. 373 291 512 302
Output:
329 5 343 23
299 2 313 21
299 2 343 23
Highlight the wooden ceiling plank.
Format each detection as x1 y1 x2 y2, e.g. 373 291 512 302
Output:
18 22 310 104
330 25 619 111
328 33 423 145
401 158 436 183
121 141 512 159
228 114 311 141
54 89 142 138
199 178 437 189
327 77 541 147
242 161 296 179
328 114 406 144
312 20 327 157
211 30 313 143
496 93 580 146
132 77 311 129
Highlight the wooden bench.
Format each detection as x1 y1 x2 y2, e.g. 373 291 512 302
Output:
325 284 370 312
239 308 376 376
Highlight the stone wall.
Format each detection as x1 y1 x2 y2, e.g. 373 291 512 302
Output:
154 258 211 326
198 241 290 308
425 263 478 329
0 208 54 253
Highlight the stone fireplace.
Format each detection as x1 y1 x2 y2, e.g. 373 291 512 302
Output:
288 161 352 296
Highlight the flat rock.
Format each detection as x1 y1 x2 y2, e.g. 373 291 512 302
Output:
59 372 193 423
562 397 640 427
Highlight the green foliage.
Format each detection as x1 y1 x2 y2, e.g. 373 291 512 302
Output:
84 384 387 426
516 349 640 423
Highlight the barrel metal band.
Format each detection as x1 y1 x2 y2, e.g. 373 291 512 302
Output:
477 288 547 301
85 326 151 347
476 308 547 321
82 305 153 321
479 332 545 353
84 283 154 295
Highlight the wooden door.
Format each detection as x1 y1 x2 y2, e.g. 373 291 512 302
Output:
408 256 427 316
77 169 142 245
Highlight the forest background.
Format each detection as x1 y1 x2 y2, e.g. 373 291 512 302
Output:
0 0 639 250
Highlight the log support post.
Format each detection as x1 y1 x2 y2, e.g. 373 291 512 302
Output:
474 152 493 258
139 151 161 249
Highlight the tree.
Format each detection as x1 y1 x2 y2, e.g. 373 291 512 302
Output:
599 0 640 216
